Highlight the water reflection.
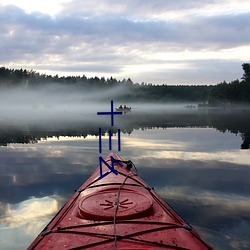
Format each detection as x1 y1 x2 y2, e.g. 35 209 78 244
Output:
0 196 62 250
0 196 59 228
0 108 250 249
0 107 250 149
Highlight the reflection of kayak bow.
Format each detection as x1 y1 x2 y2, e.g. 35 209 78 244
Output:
28 152 213 250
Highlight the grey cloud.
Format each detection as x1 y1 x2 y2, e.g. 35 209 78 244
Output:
132 59 244 85
40 64 121 74
184 13 250 49
1 4 249 50
0 2 249 84
60 0 215 18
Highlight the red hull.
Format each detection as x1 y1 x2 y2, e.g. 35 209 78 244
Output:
28 152 213 249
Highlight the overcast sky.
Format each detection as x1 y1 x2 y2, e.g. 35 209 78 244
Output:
0 0 250 85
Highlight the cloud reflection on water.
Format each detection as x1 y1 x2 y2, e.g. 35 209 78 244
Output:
0 196 59 228
0 127 250 249
0 196 62 250
122 127 243 151
163 187 250 250
153 150 250 166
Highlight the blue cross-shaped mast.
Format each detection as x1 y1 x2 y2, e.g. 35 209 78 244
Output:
97 100 122 126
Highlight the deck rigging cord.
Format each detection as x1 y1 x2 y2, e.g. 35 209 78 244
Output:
113 159 138 249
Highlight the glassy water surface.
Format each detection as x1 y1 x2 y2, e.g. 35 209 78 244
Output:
0 105 250 249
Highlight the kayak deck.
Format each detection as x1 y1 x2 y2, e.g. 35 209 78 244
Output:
28 152 213 249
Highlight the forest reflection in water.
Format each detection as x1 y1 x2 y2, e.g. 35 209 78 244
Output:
0 106 250 149
0 106 250 249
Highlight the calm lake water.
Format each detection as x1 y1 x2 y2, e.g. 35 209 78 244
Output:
0 104 250 249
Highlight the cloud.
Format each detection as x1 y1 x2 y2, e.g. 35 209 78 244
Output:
0 1 250 84
58 0 239 19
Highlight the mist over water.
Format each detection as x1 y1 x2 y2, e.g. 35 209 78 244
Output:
0 84 250 249
1 84 250 149
0 85 105 122
0 84 197 125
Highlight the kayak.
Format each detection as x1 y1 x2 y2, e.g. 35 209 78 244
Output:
28 152 213 249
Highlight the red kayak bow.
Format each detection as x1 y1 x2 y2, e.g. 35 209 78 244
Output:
28 152 213 249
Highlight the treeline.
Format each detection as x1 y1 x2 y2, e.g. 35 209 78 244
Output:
208 63 250 104
208 79 250 105
0 63 249 104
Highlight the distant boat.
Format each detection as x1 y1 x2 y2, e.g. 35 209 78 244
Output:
116 106 132 113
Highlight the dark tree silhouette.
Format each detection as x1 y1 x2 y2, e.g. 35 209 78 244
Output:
0 63 250 104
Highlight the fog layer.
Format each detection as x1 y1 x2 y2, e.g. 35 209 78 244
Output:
0 85 196 125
